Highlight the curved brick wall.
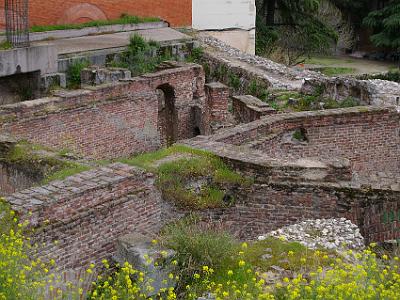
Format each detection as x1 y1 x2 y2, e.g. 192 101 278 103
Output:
0 0 192 29
210 107 400 178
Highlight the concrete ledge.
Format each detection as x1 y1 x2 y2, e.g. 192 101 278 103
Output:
0 45 58 76
0 22 168 43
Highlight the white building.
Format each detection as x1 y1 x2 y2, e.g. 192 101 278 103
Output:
192 0 256 54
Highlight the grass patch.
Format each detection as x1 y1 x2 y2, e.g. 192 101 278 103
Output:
42 164 91 183
318 66 355 76
0 41 12 50
1 140 91 184
30 14 160 33
120 145 252 209
270 90 360 112
245 237 334 273
305 56 355 66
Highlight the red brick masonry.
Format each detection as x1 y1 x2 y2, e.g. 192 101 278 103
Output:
0 63 207 159
0 0 192 29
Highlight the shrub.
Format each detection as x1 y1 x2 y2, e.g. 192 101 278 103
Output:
160 217 241 295
247 79 269 101
0 41 12 50
187 47 204 63
66 59 89 89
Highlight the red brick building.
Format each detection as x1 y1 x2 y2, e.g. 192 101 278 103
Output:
0 0 192 28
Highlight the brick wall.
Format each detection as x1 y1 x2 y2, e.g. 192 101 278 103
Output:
0 163 41 196
232 95 277 123
0 63 207 159
205 82 229 124
0 0 192 29
209 107 400 177
7 163 166 271
204 182 400 244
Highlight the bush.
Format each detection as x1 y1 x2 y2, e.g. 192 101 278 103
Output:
160 217 242 295
66 59 89 89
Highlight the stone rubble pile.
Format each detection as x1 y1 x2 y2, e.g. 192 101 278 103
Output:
258 218 365 250
199 34 400 106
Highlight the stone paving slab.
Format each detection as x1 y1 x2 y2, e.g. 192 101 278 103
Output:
33 27 192 55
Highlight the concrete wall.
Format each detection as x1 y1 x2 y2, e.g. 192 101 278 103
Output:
192 0 256 54
0 45 57 77
192 0 255 30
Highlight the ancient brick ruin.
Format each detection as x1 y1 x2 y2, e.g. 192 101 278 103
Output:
1 44 399 279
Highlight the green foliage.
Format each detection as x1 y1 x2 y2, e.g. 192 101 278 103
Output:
112 33 170 76
212 64 229 82
66 59 89 89
363 1 400 50
0 41 12 50
30 14 160 32
160 218 242 293
247 80 269 101
186 47 204 63
245 237 334 272
256 0 339 64
255 16 279 56
1 140 91 184
292 128 307 142
318 66 355 76
42 164 91 184
361 69 400 83
120 145 251 209
228 72 241 90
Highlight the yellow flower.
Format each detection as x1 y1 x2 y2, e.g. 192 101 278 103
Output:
227 270 234 276
238 260 246 267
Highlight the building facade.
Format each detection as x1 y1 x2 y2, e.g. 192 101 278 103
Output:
0 0 255 53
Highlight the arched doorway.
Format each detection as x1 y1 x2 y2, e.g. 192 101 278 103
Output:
157 84 177 146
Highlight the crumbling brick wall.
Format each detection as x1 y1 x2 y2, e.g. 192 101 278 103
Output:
7 163 166 271
204 182 400 244
0 63 207 159
209 107 400 177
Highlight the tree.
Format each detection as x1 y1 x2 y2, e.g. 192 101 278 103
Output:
363 1 400 50
256 0 338 65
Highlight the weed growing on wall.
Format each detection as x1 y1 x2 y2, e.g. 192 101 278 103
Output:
111 34 170 76
119 145 252 209
66 59 90 89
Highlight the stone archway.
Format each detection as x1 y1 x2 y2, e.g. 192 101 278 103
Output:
157 84 178 146
57 3 107 24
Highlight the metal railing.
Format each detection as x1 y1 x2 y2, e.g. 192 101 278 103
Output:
4 0 29 48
